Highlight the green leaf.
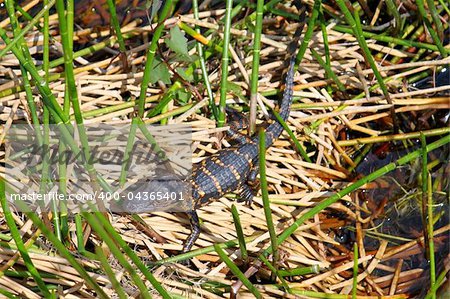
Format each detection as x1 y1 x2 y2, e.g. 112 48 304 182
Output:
175 88 191 104
177 54 198 63
176 67 194 82
150 0 162 20
149 58 170 84
165 26 190 59
245 19 256 32
227 81 246 102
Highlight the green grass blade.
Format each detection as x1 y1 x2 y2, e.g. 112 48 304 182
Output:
0 28 115 194
422 133 436 299
259 129 279 279
338 127 450 146
352 5 397 130
106 0 127 53
333 25 450 54
425 265 448 299
249 0 264 134
55 0 104 193
192 0 217 119
427 172 436 299
119 0 173 186
385 0 401 36
352 243 358 299
137 0 173 117
0 192 51 297
81 213 152 299
231 205 248 262
416 0 447 57
88 212 172 298
272 110 312 162
310 48 346 92
0 0 56 59
0 181 109 298
319 7 332 95
218 0 234 127
5 0 43 145
95 246 129 299
278 265 319 277
258 254 291 291
214 244 262 298
152 234 261 265
295 0 321 68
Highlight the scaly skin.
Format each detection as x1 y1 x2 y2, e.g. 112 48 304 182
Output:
183 55 297 252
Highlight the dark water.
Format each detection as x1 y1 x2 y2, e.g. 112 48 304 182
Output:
348 143 450 297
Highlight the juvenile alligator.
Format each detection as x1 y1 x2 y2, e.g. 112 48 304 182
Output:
121 8 303 253
183 49 301 253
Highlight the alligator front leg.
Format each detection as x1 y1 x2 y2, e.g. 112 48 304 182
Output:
238 183 254 206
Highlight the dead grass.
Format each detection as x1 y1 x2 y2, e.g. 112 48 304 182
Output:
0 0 449 298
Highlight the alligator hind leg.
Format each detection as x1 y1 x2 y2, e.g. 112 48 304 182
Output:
226 107 249 131
182 210 201 253
223 107 253 145
225 129 253 145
